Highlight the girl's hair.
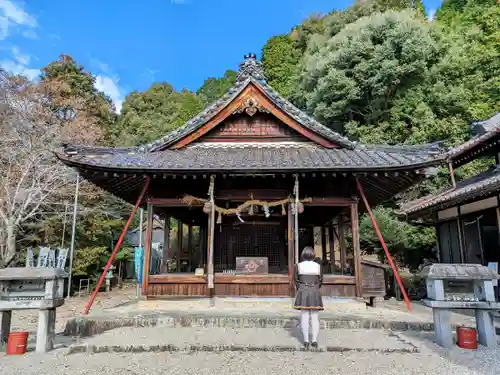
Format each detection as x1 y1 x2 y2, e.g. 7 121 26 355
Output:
300 246 315 261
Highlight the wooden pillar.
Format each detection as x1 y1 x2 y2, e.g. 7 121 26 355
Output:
321 227 327 263
162 215 170 273
287 204 295 296
350 202 362 297
338 217 347 276
328 224 335 273
187 224 193 271
141 202 153 296
207 216 214 296
176 219 183 272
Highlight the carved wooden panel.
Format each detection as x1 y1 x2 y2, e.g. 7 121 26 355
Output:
198 113 304 142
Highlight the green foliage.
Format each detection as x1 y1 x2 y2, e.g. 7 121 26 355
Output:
110 83 204 146
197 70 237 105
359 207 436 271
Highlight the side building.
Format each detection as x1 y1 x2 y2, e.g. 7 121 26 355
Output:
401 113 500 269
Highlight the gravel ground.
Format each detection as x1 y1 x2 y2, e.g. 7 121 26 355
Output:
1 347 499 375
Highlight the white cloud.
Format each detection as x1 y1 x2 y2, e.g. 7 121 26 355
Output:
0 45 38 80
428 9 436 21
0 58 38 80
95 74 123 113
11 45 29 65
0 0 37 40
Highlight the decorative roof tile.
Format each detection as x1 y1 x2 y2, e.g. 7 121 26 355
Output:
446 112 500 161
400 165 500 216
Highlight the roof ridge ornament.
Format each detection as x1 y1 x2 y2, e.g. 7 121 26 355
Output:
237 53 266 83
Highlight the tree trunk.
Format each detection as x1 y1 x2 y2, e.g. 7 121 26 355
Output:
2 221 17 267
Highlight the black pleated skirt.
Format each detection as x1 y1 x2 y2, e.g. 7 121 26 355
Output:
294 285 324 310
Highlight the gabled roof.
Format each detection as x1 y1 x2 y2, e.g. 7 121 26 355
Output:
399 165 500 217
446 112 500 164
140 54 355 152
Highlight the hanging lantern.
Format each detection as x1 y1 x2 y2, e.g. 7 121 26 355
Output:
203 202 212 214
248 204 254 216
216 212 222 224
296 201 304 214
281 203 286 215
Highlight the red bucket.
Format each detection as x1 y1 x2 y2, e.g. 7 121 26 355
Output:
6 332 29 355
456 326 477 349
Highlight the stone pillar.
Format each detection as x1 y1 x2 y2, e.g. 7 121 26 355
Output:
36 308 56 353
475 310 496 347
433 309 453 348
0 310 12 345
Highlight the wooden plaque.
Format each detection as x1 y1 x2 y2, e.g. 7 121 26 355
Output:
235 257 268 274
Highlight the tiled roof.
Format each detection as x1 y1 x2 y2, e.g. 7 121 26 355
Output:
400 166 500 216
141 54 356 152
56 142 443 172
446 112 500 160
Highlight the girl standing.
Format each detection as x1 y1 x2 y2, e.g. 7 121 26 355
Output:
294 246 323 349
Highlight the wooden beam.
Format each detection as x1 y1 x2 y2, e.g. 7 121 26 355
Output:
287 204 295 297
147 198 203 207
216 189 288 201
305 197 357 207
142 202 154 296
350 202 362 297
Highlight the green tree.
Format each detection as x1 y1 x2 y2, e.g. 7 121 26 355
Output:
111 83 204 146
299 11 446 139
197 70 236 105
261 35 301 99
41 55 117 138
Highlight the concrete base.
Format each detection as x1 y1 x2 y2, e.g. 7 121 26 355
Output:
476 309 496 347
432 309 453 348
35 308 56 353
0 310 12 345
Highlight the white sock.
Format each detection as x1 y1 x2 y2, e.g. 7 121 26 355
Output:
300 310 310 343
311 311 320 342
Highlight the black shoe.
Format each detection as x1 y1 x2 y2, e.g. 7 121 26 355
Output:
304 342 310 349
311 342 318 349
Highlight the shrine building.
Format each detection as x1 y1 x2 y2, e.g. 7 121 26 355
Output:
56 54 443 302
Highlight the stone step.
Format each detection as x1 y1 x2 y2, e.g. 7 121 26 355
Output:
64 310 435 338
66 327 419 355
136 297 368 313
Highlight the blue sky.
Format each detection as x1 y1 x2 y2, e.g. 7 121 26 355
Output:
0 0 441 112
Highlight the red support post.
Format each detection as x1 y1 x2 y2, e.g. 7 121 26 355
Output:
355 177 413 313
83 177 151 315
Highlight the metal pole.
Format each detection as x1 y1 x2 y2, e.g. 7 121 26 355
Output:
61 201 69 247
138 209 144 248
137 208 144 298
67 174 80 298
